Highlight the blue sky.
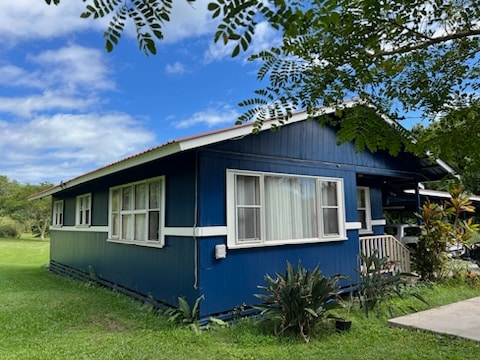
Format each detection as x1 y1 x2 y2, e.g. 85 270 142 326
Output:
0 1 278 184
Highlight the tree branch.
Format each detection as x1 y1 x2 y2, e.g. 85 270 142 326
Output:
374 28 480 57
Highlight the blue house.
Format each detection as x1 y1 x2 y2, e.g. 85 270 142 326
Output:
31 103 452 318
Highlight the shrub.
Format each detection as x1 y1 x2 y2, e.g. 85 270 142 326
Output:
165 295 204 333
0 216 21 238
416 188 479 281
255 261 342 342
164 295 226 333
356 251 426 317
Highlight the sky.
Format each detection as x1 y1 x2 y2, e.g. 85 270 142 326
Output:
0 1 279 185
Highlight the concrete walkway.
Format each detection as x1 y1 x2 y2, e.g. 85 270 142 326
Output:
388 297 480 342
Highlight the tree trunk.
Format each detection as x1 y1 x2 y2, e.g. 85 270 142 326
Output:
36 220 48 240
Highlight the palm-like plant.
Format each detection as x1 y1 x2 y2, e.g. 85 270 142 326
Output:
255 261 342 342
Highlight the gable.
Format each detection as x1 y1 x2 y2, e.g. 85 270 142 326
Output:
207 119 442 183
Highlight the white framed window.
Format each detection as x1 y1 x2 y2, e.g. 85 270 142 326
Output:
227 169 346 248
76 194 91 226
52 200 64 227
356 187 372 234
108 176 165 247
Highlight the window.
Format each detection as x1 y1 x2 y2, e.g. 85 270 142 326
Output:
52 200 64 227
76 194 91 226
227 170 346 248
356 187 371 233
109 177 165 246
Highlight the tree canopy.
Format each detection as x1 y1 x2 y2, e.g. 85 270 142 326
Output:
415 100 480 193
0 176 52 239
45 1 480 173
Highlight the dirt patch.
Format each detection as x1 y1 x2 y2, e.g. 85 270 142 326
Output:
89 315 129 332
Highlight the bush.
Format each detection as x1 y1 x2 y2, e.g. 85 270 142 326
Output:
356 251 426 317
0 216 22 238
416 188 479 281
255 261 342 342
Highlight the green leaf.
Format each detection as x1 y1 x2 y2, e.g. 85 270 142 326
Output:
305 308 319 317
105 39 114 52
145 39 157 55
232 44 240 57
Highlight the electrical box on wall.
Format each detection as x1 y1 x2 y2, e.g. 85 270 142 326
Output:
215 244 227 259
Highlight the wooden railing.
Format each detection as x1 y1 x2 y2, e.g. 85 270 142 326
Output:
359 235 411 274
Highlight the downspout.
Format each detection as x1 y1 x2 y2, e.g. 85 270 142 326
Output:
193 151 199 290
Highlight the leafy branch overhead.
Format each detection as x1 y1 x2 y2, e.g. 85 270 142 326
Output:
45 1 480 155
45 0 177 55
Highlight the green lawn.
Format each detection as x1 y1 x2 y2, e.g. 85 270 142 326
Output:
2 236 480 359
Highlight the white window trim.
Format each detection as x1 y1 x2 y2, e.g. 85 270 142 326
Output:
227 169 347 249
76 193 91 227
107 176 166 248
357 186 372 234
51 200 64 227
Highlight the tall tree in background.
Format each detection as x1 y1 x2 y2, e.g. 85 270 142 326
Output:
415 100 480 194
0 176 52 239
45 0 480 156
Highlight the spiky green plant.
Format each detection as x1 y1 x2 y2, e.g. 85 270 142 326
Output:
165 295 204 334
356 251 427 317
255 261 342 342
165 295 226 333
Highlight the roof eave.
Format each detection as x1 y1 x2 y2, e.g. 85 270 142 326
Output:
29 142 183 200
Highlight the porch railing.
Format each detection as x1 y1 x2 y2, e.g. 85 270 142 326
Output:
359 235 411 274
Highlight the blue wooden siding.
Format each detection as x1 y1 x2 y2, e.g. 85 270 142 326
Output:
197 234 360 317
62 197 76 226
92 190 109 225
50 231 198 306
211 120 422 179
53 152 197 228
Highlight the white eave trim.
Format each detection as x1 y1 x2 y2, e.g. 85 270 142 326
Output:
404 188 480 202
29 142 182 200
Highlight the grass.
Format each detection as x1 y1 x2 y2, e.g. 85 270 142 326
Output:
2 236 480 359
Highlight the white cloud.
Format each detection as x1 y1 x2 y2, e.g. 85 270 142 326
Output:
0 92 95 118
0 112 156 184
247 22 281 56
29 45 115 93
0 1 214 47
165 61 187 75
0 45 114 117
4 46 112 92
0 1 102 43
203 21 280 63
161 0 215 42
0 65 31 86
173 104 240 129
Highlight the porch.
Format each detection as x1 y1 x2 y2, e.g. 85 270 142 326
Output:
359 235 411 274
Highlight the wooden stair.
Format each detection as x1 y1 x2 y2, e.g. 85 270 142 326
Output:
359 235 411 274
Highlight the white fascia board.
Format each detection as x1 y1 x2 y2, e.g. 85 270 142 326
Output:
404 188 480 202
177 109 323 152
177 101 358 152
434 157 458 178
29 142 182 200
